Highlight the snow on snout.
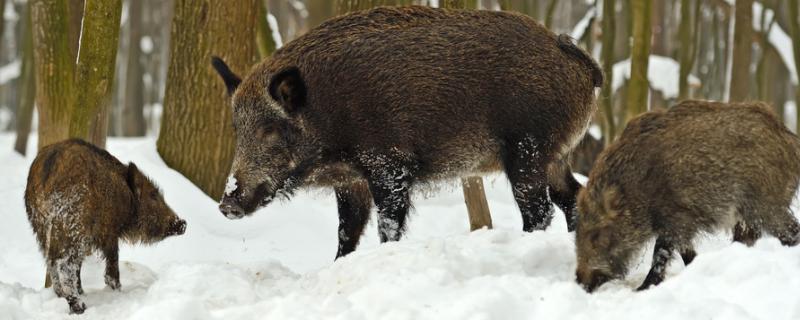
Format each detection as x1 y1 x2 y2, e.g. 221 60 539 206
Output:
223 175 238 198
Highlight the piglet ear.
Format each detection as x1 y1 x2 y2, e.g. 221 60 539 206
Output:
268 66 306 113
211 56 242 96
126 162 142 197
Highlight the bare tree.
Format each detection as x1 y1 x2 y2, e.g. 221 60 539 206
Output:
157 0 259 199
729 0 753 102
600 0 616 143
625 0 652 123
14 3 35 155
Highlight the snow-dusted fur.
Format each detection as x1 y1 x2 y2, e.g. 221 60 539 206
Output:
24 139 186 314
213 6 601 258
576 100 800 292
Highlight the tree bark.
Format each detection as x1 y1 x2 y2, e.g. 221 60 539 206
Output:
157 0 259 199
31 0 75 150
600 0 616 144
544 0 557 29
70 0 123 148
14 3 36 155
678 0 701 100
625 0 652 124
728 0 752 102
122 0 146 136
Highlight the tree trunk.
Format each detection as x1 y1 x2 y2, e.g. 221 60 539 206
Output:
31 0 75 150
544 0 557 29
67 0 85 60
256 0 277 59
678 0 700 101
625 0 652 123
728 0 752 102
157 0 259 199
14 3 36 155
122 0 146 136
600 0 616 144
70 0 123 148
790 0 800 131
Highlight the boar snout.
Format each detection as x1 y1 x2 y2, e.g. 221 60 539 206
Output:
168 219 187 236
576 268 611 293
219 197 246 220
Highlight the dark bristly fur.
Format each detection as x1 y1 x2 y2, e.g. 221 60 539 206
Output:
575 100 800 293
24 139 186 314
213 6 601 258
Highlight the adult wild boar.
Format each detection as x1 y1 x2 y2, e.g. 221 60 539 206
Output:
212 6 602 258
25 139 186 314
575 101 800 293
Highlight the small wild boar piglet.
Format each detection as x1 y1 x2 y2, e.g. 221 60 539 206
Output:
575 100 800 293
25 139 186 314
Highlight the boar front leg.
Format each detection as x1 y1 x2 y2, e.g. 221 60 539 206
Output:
504 137 553 232
334 181 373 259
637 237 674 291
103 242 121 290
362 155 415 243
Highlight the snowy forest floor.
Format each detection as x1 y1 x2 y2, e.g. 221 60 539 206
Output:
1 134 800 319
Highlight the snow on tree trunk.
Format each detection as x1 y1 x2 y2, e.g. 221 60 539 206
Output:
624 0 652 124
729 0 753 102
157 0 259 199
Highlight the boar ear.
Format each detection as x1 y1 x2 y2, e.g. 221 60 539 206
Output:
268 66 306 113
211 56 241 96
126 163 143 197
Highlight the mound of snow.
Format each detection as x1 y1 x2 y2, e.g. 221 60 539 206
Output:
1 134 800 319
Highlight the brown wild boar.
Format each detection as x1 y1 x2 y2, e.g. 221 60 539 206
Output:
24 139 186 314
575 100 800 292
212 6 602 258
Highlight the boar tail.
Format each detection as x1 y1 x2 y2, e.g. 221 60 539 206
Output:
556 34 603 88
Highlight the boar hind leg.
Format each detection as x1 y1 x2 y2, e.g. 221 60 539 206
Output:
547 159 581 231
335 181 373 259
504 138 553 232
53 255 86 314
637 237 675 291
679 249 697 265
103 243 121 290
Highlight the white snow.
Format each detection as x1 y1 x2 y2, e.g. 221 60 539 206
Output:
0 59 21 85
612 55 702 100
267 14 283 49
139 36 154 54
1 134 800 319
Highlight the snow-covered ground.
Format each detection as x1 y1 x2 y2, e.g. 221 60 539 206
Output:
2 134 800 319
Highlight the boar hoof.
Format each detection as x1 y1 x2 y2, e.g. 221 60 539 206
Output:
105 277 121 291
